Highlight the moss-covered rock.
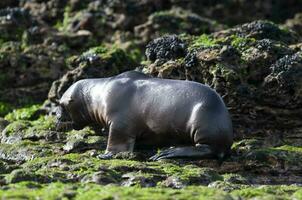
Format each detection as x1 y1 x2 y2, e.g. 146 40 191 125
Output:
5 169 51 184
4 104 41 122
0 8 33 43
213 20 299 44
135 7 225 43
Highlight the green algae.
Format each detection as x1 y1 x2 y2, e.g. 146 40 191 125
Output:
0 182 232 200
229 36 256 50
0 180 301 200
81 44 136 68
5 104 41 122
2 116 56 142
231 185 301 200
274 145 302 153
190 34 218 48
55 6 72 32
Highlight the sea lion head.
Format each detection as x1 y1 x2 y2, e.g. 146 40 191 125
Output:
55 105 74 132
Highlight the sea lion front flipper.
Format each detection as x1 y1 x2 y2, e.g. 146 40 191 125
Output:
100 122 136 159
149 144 214 161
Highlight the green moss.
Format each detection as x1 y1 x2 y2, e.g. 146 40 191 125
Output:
274 145 302 153
191 34 218 48
76 185 231 200
232 139 263 150
151 162 222 183
30 116 56 131
292 189 302 199
244 145 302 165
82 44 136 69
0 140 54 161
55 6 72 32
4 105 41 122
2 120 30 137
210 63 241 83
0 182 231 200
231 185 300 199
229 36 256 50
0 182 74 200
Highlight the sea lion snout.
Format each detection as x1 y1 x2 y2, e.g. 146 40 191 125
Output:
55 106 74 131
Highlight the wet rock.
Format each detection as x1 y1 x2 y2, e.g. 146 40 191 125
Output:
223 174 250 184
196 168 223 185
284 13 302 37
0 41 69 104
208 180 243 192
171 0 302 26
213 20 299 44
0 118 9 133
5 169 50 184
44 131 66 142
63 136 103 153
135 7 225 43
162 176 186 189
263 51 302 108
0 140 54 162
145 35 187 62
121 172 157 187
1 115 56 143
85 0 168 31
113 152 146 161
0 7 34 42
1 121 30 144
22 0 68 25
143 60 186 80
81 168 119 185
63 128 104 153
0 160 17 174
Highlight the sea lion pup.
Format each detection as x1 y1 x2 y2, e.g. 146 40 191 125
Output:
56 71 233 161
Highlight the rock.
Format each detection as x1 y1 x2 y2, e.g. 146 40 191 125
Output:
63 128 104 153
0 160 17 174
145 35 187 62
135 7 225 43
0 118 9 133
171 0 302 26
208 180 243 192
113 152 146 161
1 121 30 144
5 169 50 184
22 0 68 25
0 41 69 104
0 140 55 162
121 172 157 187
0 7 34 42
81 168 119 185
213 20 299 44
162 176 186 189
223 174 250 184
1 115 56 144
263 51 302 108
284 13 302 37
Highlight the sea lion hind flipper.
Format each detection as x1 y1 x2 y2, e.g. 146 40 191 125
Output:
149 144 214 161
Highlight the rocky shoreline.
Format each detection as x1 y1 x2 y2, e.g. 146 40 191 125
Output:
1 1 302 199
